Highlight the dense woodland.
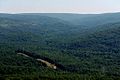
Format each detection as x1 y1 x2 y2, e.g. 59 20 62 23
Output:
0 13 120 80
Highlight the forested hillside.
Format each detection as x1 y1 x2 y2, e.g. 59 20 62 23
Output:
22 13 120 26
0 13 120 80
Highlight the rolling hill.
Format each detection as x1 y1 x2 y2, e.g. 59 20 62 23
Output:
21 13 120 27
0 13 120 80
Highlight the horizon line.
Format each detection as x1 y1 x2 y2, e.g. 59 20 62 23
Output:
0 11 120 15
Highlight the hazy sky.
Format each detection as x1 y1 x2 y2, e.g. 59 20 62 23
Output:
0 0 120 13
